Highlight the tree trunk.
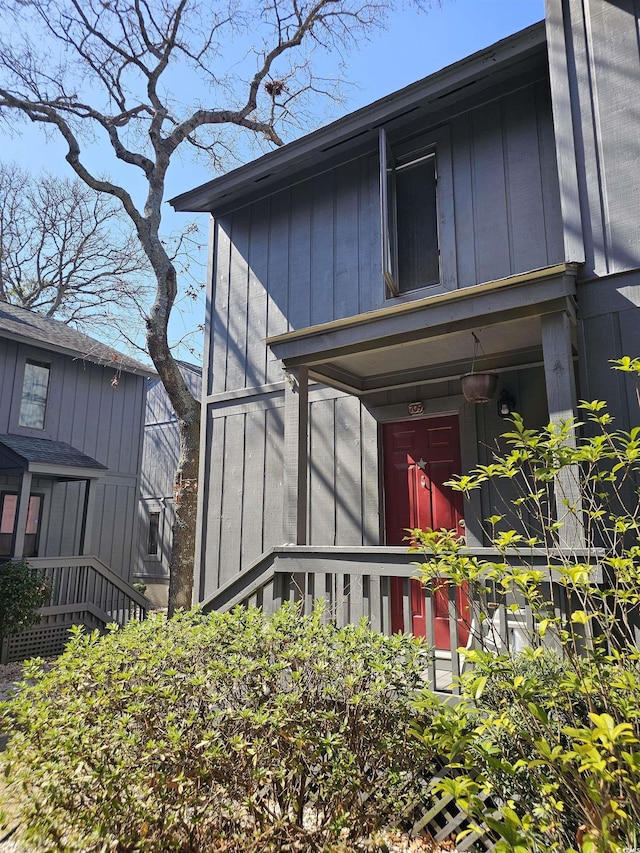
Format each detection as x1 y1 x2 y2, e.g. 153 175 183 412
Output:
167 413 200 614
145 262 201 617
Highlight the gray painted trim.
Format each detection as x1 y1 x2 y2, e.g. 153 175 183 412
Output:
544 0 586 264
206 383 349 420
13 472 32 559
194 216 217 606
270 269 577 366
312 350 548 397
202 378 327 406
541 309 584 549
200 543 603 611
282 367 308 544
366 394 466 423
27 555 150 610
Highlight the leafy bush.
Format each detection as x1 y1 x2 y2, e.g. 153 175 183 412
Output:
1 604 434 852
411 358 640 853
0 559 51 640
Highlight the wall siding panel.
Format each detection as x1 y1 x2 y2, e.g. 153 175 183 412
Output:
585 0 640 274
334 162 361 321
451 113 477 288
266 193 290 385
357 156 381 316
471 101 512 283
246 200 270 389
211 222 232 395
334 395 364 545
308 397 336 546
504 87 549 273
310 174 335 327
262 404 284 552
218 412 246 586
241 409 267 566
535 81 565 264
202 415 226 597
288 183 312 332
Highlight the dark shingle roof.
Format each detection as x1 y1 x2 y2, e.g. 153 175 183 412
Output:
0 434 107 472
0 303 155 377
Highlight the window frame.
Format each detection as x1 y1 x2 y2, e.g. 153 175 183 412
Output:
147 509 161 558
379 125 456 302
9 347 62 440
143 502 163 563
18 359 51 430
0 490 45 559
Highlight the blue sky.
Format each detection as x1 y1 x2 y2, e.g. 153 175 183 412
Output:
4 0 545 362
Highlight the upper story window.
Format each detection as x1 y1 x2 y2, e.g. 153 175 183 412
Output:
18 360 51 430
380 127 448 299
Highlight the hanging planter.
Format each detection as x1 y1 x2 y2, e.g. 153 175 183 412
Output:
460 332 498 403
460 371 498 403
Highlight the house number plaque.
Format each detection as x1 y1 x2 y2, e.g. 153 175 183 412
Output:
407 401 424 416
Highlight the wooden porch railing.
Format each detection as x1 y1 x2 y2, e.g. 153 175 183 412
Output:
1 556 149 663
201 545 602 696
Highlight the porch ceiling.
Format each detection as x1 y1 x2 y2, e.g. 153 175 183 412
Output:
267 264 578 395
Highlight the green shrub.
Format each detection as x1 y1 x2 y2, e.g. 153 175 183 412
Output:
0 559 51 640
1 604 434 852
411 358 640 853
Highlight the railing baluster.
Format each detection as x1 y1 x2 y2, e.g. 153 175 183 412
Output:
401 577 411 637
380 576 391 636
369 575 382 633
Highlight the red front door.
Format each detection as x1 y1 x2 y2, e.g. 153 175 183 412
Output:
382 415 468 648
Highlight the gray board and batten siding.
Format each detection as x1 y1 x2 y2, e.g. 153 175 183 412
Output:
187 33 568 602
545 0 640 428
137 362 202 598
0 304 153 582
175 0 640 605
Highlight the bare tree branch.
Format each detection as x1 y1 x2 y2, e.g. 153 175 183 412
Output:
0 0 422 615
0 162 153 324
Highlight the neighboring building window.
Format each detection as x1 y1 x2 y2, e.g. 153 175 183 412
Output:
0 492 42 558
380 127 440 297
18 360 50 429
147 511 160 556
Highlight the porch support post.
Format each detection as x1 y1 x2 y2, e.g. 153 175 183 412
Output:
12 471 32 560
541 307 585 549
283 366 309 545
79 478 97 556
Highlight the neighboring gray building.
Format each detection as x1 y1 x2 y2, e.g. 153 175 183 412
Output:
171 0 640 651
136 361 202 607
0 303 153 660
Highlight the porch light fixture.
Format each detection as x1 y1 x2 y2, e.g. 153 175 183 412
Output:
460 332 498 404
497 389 516 418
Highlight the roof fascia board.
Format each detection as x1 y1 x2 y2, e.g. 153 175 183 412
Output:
171 21 545 214
27 462 107 479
